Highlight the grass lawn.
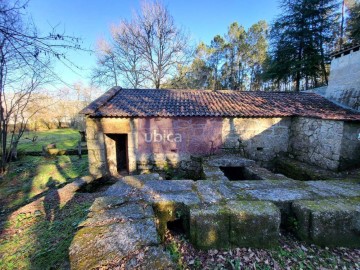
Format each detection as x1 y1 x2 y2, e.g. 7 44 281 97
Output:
0 128 92 269
17 128 82 152
0 193 95 270
0 155 89 210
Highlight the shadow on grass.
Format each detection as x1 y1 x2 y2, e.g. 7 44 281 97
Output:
0 154 95 269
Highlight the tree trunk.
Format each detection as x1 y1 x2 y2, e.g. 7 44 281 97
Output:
340 0 345 49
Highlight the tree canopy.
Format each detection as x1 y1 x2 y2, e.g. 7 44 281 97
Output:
264 0 339 92
92 1 189 89
347 1 360 42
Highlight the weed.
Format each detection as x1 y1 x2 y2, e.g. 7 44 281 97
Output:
166 240 185 269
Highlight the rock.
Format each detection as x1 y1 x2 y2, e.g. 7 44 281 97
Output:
122 173 162 186
244 187 315 202
227 201 280 248
206 154 255 167
47 148 66 156
69 218 159 270
34 210 42 217
245 165 293 180
104 180 139 197
307 180 360 198
150 192 201 205
195 181 224 204
217 181 239 200
153 200 195 240
125 246 175 270
292 198 360 247
89 196 128 212
274 156 339 180
190 205 230 250
142 179 194 193
81 201 154 227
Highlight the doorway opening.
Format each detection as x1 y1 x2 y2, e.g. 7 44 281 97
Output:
106 134 128 174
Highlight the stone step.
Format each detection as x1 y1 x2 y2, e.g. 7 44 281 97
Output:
189 201 281 249
292 198 360 247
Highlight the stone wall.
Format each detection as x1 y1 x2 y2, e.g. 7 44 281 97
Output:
86 115 360 176
325 48 360 111
339 122 360 170
86 117 138 176
222 117 291 167
86 116 292 177
289 117 344 170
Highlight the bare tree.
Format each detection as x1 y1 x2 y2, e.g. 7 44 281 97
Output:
111 22 146 89
91 39 119 88
92 0 189 89
5 59 50 161
0 0 85 174
133 1 188 88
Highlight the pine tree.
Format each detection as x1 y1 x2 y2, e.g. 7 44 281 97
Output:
265 0 339 91
347 1 360 43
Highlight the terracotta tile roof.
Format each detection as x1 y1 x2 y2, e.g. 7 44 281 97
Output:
80 87 360 121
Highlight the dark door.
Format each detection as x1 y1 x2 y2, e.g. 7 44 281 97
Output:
115 134 128 172
106 133 128 174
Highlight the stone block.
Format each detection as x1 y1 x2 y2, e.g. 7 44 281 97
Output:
226 201 280 248
89 162 107 178
153 201 192 240
142 180 194 194
81 201 154 227
150 192 201 206
292 199 360 247
88 149 106 163
124 246 175 270
306 180 360 198
206 155 255 167
195 181 224 204
69 219 159 270
89 196 128 212
190 206 230 249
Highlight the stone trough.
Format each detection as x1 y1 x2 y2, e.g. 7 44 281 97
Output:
69 169 360 269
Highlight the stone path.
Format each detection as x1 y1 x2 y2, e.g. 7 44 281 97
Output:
69 172 360 269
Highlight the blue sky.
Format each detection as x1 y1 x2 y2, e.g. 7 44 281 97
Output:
27 0 280 89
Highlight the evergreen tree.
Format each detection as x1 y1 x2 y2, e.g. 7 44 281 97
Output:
265 0 339 91
347 1 360 42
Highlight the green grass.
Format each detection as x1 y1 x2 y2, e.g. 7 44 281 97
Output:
0 129 93 269
0 128 88 210
17 128 82 152
0 155 89 210
0 200 92 270
0 129 94 269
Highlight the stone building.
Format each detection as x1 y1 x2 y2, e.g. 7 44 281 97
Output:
325 44 360 110
81 87 360 177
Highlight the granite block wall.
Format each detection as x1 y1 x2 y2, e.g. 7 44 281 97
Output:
222 117 291 167
86 115 360 176
339 122 360 170
288 117 360 171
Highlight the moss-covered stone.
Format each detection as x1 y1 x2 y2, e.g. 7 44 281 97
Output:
227 201 280 248
190 205 230 250
274 156 339 180
153 201 191 240
81 201 154 227
125 246 175 269
195 181 224 203
89 196 128 212
142 179 194 193
69 218 159 270
292 198 360 247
